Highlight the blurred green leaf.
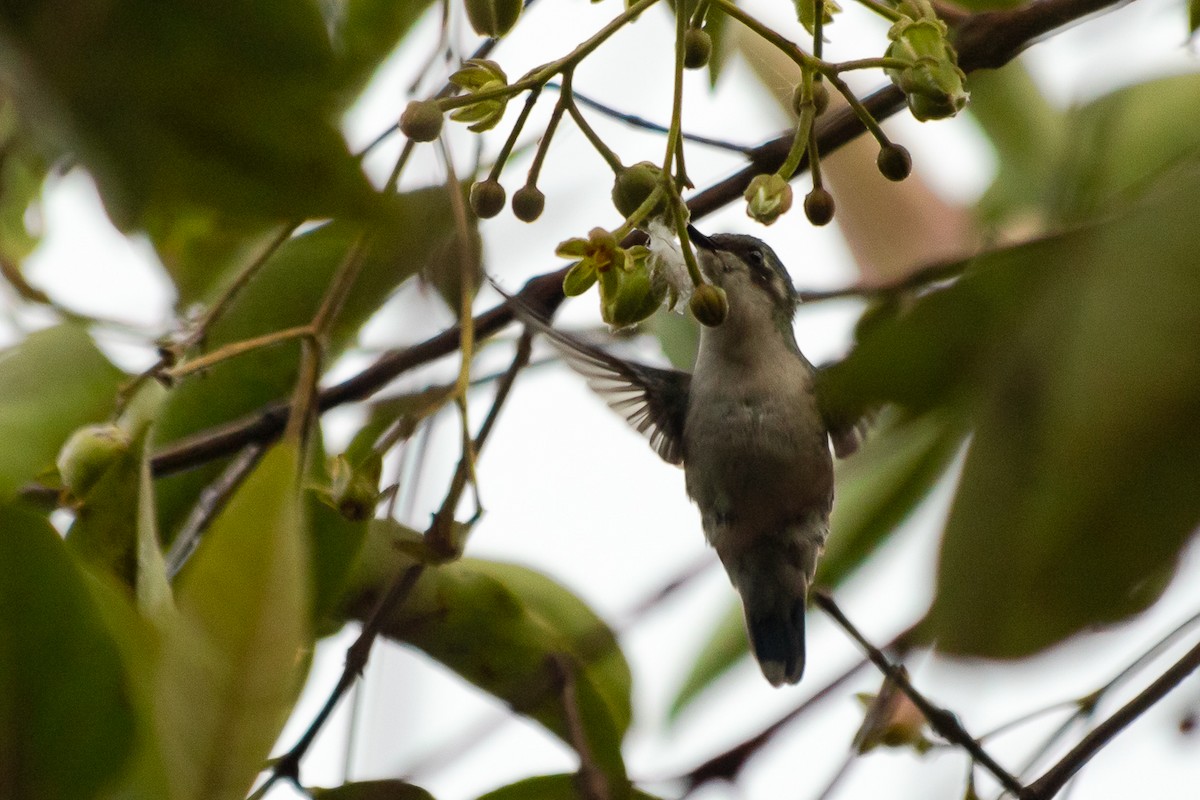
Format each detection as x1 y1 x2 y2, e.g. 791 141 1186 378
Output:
422 228 484 313
307 436 371 633
0 324 123 500
312 779 437 800
647 310 699 371
67 433 172 622
0 0 373 229
329 0 441 106
154 443 310 800
1191 0 1199 34
969 62 1066 225
0 502 136 800
474 773 664 800
349 523 632 789
669 601 744 720
704 3 730 88
819 408 967 586
926 165 1200 657
152 188 466 539
0 96 50 263
1053 73 1200 222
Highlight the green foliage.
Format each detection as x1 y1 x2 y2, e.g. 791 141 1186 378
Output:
474 773 665 800
348 523 633 790
152 189 471 539
825 164 1200 657
155 443 310 800
0 324 124 500
0 503 137 800
0 0 374 231
311 779 438 800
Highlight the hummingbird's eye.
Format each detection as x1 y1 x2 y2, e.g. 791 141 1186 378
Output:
748 249 765 267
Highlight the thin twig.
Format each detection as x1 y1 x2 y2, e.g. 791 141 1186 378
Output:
812 592 1026 798
680 648 882 791
551 655 609 800
164 443 265 578
545 84 755 155
1025 637 1200 800
254 565 427 798
473 329 533 451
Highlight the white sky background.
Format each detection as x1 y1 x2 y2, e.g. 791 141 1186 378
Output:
9 0 1200 797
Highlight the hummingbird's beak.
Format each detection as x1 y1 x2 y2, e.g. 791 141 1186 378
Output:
686 224 717 251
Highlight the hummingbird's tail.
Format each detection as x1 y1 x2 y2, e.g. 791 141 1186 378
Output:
740 577 808 687
718 524 825 687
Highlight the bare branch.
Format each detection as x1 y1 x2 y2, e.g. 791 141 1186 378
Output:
1025 637 1200 800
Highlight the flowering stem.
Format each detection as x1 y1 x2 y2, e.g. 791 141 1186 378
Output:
488 85 543 182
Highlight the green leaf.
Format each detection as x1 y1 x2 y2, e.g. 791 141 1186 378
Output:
0 503 137 800
0 324 124 500
969 62 1066 225
911 166 1200 657
0 0 373 229
704 3 730 88
153 443 311 800
0 96 50 263
646 310 700 371
311 779 437 800
1192 0 1199 34
1053 73 1200 223
348 524 632 789
668 602 744 720
818 408 967 587
474 773 664 800
152 189 466 538
329 0 441 106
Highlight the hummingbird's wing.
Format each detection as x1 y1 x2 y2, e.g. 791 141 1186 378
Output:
813 363 873 458
504 296 691 465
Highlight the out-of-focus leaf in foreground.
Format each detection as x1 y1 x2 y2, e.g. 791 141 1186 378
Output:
347 523 633 792
154 443 310 800
474 773 665 800
311 779 437 800
825 164 1200 658
0 0 373 229
0 324 123 500
0 503 136 800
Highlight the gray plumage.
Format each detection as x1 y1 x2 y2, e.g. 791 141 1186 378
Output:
511 230 862 686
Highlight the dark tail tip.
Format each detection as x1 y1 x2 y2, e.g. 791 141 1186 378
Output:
747 601 806 687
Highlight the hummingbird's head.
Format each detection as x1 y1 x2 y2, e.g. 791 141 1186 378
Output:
687 227 798 319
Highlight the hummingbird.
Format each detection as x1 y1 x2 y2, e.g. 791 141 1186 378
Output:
513 228 864 685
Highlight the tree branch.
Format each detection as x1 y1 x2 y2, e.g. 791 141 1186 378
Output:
1025 637 1200 800
812 592 1027 797
148 0 1131 480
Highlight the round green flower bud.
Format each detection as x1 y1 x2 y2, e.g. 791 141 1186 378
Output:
689 283 728 327
804 187 835 226
611 162 667 221
57 423 130 497
683 28 712 70
744 173 793 226
470 179 506 219
400 100 444 142
511 185 545 222
876 143 912 182
464 0 523 38
812 81 830 116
